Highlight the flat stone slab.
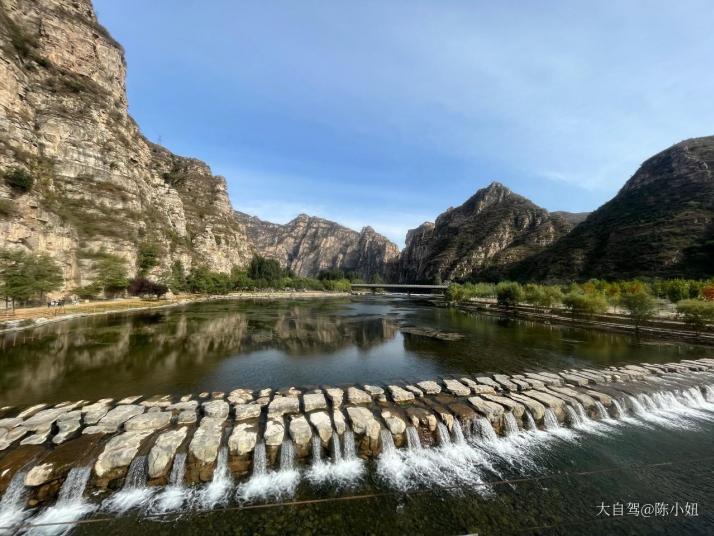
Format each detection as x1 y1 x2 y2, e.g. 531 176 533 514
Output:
381 410 407 436
586 390 613 406
228 422 258 455
148 427 188 479
85 405 144 434
228 388 254 405
177 411 197 424
264 418 285 446
333 410 346 435
389 385 415 403
202 400 229 419
347 387 372 405
124 411 172 432
234 403 262 422
443 379 470 397
493 375 518 392
303 393 327 412
480 394 525 418
405 385 424 397
267 396 300 417
289 414 312 446
0 427 28 450
548 386 596 408
95 430 152 477
53 412 82 444
559 373 590 386
363 385 384 397
17 404 49 420
520 390 566 421
189 418 224 464
475 377 501 391
468 397 505 420
507 393 546 421
346 406 381 439
25 463 54 487
416 381 441 395
325 388 344 407
169 401 199 413
309 411 333 445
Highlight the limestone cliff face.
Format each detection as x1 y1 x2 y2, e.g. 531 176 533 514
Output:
236 212 399 280
0 0 253 288
396 182 572 282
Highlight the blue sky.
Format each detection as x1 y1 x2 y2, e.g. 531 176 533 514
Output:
94 0 714 247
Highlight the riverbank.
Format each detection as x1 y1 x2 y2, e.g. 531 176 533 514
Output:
450 299 714 345
0 291 349 335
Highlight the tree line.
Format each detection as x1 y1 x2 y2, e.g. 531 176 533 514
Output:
446 279 714 332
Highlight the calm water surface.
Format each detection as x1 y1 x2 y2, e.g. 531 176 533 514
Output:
0 296 708 406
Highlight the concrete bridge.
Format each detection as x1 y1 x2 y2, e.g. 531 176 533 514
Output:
350 283 448 293
0 357 713 529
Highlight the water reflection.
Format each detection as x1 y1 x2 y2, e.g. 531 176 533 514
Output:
0 297 707 406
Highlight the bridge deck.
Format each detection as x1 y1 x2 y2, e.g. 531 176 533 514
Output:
350 283 448 290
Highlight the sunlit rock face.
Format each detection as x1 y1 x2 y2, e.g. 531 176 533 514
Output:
0 0 397 288
235 212 399 280
395 182 572 283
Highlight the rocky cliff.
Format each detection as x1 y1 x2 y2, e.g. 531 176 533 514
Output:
396 182 572 283
235 212 399 280
517 136 714 280
0 0 399 288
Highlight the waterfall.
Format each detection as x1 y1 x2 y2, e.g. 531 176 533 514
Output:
343 431 357 460
705 385 714 402
565 405 581 426
524 411 537 431
451 420 466 445
198 447 232 509
476 417 498 442
330 432 342 462
686 387 707 406
628 395 646 415
253 442 267 476
612 399 626 418
594 402 608 419
543 409 559 430
169 453 187 486
574 402 588 422
103 455 155 514
380 429 397 455
28 466 94 536
503 413 519 436
0 470 28 534
638 394 657 411
311 435 322 465
406 426 421 450
150 453 187 514
280 440 295 471
436 423 451 445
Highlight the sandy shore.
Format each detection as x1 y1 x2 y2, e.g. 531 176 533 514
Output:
0 291 349 334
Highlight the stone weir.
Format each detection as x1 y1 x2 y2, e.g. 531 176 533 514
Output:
1 358 713 513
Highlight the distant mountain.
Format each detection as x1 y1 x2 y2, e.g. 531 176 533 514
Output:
395 182 573 282
235 212 399 280
517 136 714 280
551 211 590 226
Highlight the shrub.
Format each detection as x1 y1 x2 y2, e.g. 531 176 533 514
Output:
3 168 34 193
137 242 161 277
128 277 168 298
496 281 524 308
322 278 351 292
248 255 283 282
619 289 657 330
95 255 129 296
0 198 16 217
562 291 608 317
676 300 714 333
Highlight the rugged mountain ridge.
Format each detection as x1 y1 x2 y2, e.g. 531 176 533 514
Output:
396 182 573 282
235 212 399 280
0 0 398 287
516 136 714 280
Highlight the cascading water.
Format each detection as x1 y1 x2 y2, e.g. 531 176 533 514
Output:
451 420 466 445
543 409 559 430
343 431 357 460
628 395 646 415
28 466 94 536
524 411 537 431
406 426 421 450
252 442 267 476
594 402 608 420
0 470 28 534
574 402 588 422
705 385 714 403
380 429 397 454
311 435 322 465
565 405 582 426
330 432 342 462
150 453 187 514
503 413 519 436
686 387 707 407
638 394 657 412
436 423 452 445
199 447 232 509
103 455 154 514
612 399 626 418
238 440 300 501
476 417 498 442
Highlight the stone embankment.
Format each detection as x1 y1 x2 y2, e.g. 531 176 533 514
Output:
1 357 713 508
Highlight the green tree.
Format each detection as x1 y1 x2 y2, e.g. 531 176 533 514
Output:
96 255 129 296
137 242 161 277
496 281 524 309
562 291 608 317
163 260 187 292
248 255 283 283
620 289 657 331
0 250 62 307
676 299 714 333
